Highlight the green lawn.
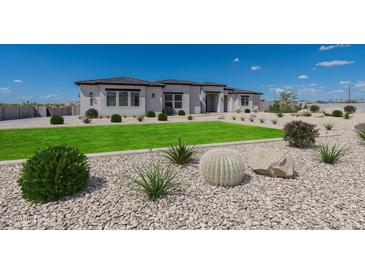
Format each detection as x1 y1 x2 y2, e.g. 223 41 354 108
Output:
0 121 283 161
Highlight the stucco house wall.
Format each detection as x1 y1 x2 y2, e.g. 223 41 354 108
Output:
145 86 163 114
162 84 190 114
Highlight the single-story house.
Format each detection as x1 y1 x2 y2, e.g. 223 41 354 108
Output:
75 77 262 116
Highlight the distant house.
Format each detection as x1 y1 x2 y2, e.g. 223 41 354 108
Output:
75 77 262 116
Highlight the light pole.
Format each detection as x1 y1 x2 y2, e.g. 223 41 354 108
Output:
348 83 351 103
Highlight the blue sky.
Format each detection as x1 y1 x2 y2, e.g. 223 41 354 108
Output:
0 44 364 103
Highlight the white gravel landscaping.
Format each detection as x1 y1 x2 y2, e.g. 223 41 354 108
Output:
0 113 364 229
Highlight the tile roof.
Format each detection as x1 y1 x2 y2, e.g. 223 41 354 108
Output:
74 77 164 86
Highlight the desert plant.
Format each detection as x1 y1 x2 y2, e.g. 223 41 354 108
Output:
344 105 356 114
17 145 90 203
240 116 245 121
111 114 122 123
277 89 297 109
200 148 245 186
343 112 351 119
332 110 343 117
187 115 193 120
162 138 196 165
277 112 284 118
244 108 251 113
355 129 365 143
85 108 98 118
304 111 312 117
232 116 236 120
158 113 168 121
283 120 319 148
315 144 346 164
310 105 320 113
147 111 156 118
271 119 278 124
50 115 64 125
163 107 174 116
323 123 334 130
235 109 241 113
82 117 91 124
249 117 254 122
178 110 185 116
259 117 265 123
129 164 178 201
99 116 103 119
137 115 144 122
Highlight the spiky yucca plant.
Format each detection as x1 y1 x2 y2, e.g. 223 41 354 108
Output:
315 144 346 164
129 164 178 201
356 129 365 143
323 123 334 130
163 138 196 165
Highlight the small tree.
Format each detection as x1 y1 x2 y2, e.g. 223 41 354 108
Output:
277 89 297 109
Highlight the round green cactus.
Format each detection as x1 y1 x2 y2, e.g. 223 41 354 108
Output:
200 148 245 186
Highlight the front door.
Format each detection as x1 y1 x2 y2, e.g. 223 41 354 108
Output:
224 95 228 112
206 94 218 112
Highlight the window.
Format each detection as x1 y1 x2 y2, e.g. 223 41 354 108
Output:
241 96 249 106
107 91 116 106
119 91 128 106
90 98 93 106
131 92 139 106
164 93 183 109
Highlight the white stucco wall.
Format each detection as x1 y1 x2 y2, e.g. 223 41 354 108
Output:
145 86 163 114
80 85 101 116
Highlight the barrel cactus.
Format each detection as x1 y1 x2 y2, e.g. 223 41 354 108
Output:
200 148 245 186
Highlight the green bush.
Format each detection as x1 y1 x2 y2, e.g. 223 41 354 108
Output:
158 113 168 121
244 108 251 113
111 114 122 123
129 164 178 201
147 111 156 118
163 107 174 116
137 115 144 122
332 110 343 117
315 144 346 164
271 119 278 124
163 138 196 165
17 145 90 203
277 112 284 118
283 121 319 148
344 105 356 114
178 110 186 116
82 117 91 124
50 115 64 125
187 115 193 120
85 108 98 118
310 105 320 112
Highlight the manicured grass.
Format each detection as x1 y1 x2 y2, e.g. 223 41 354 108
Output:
0 121 283 161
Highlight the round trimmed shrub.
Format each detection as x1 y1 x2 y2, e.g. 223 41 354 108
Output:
178 110 186 116
283 121 319 148
158 113 168 121
344 105 356 114
50 115 64 125
310 105 320 113
17 145 90 203
85 108 98 118
332 110 343 117
244 108 251 113
163 107 174 116
147 111 156 118
111 114 122 123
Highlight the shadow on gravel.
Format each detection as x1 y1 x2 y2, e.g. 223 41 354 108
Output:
239 174 252 185
62 176 108 202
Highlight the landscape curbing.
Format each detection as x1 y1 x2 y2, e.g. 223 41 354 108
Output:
0 134 341 166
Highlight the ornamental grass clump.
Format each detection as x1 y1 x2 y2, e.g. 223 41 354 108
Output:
162 138 196 165
315 144 346 164
17 145 90 203
323 123 334 130
283 120 319 148
129 164 178 201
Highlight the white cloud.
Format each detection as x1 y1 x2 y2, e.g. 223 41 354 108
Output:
319 44 351 51
339 80 352 86
298 75 309 80
41 93 63 101
316 60 354 67
233 57 240 63
18 96 32 100
354 81 365 90
0 87 11 94
326 90 345 95
13 80 24 83
309 83 318 87
250 65 261 71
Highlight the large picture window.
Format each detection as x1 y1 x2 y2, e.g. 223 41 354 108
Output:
131 92 139 106
241 96 249 106
119 91 128 106
107 91 116 106
164 93 183 109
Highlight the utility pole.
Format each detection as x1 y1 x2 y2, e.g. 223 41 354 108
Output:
348 83 351 103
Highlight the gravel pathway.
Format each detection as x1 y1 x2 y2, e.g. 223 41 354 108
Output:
1 113 364 229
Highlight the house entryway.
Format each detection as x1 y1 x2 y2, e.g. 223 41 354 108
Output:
224 95 228 112
205 93 219 112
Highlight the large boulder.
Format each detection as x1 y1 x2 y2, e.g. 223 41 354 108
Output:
296 109 311 117
247 148 294 178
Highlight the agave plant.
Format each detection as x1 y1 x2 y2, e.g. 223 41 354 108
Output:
315 144 347 164
356 129 365 143
129 164 178 201
323 123 334 130
162 138 196 165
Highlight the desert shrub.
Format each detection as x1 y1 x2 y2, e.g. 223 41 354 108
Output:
147 111 156 118
232 116 236 120
82 117 91 124
158 113 168 121
344 105 356 114
163 138 196 165
17 145 90 203
310 105 320 112
137 115 144 122
249 117 254 122
99 116 103 119
283 121 319 148
187 115 193 120
315 144 346 164
303 111 312 117
244 108 251 113
178 110 185 116
163 107 174 116
332 110 343 117
259 118 265 123
129 164 178 201
271 119 278 124
343 112 351 119
235 109 241 113
111 114 122 123
50 115 64 125
85 108 98 118
277 112 284 118
323 123 334 130
356 129 365 143
240 116 245 121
